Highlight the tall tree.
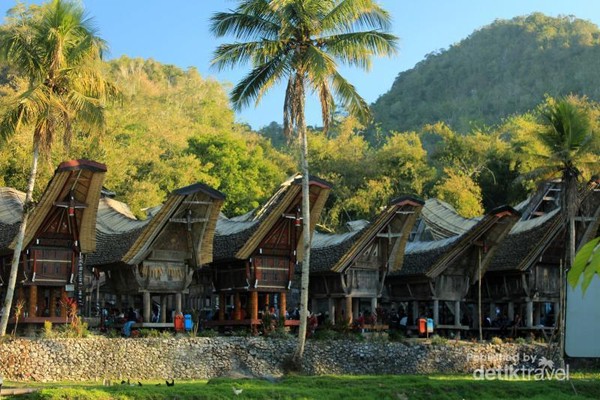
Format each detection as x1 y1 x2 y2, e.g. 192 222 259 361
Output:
211 0 397 360
536 97 595 266
0 0 116 336
529 96 596 359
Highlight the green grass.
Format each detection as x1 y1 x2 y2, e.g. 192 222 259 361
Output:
4 374 600 399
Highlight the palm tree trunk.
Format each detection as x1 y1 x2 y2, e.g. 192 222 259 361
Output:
294 92 310 362
0 142 39 336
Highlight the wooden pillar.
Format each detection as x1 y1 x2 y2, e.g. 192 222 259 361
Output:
28 285 37 317
175 292 183 314
218 293 225 321
370 297 378 316
534 302 541 326
433 299 439 325
115 295 123 314
412 301 419 324
328 298 336 324
526 300 533 328
345 296 353 324
37 288 46 317
59 287 67 318
508 301 515 322
353 298 359 319
279 292 287 320
249 291 258 320
143 291 151 323
233 292 241 320
554 301 560 326
489 302 496 320
49 288 57 317
454 301 461 327
160 295 167 323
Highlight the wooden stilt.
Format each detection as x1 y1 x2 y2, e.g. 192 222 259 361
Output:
28 285 37 317
160 296 167 323
345 296 353 324
218 293 225 321
143 291 151 322
59 287 67 318
49 288 57 317
279 292 287 320
233 292 241 320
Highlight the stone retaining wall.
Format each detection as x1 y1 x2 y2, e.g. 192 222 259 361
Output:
0 337 554 382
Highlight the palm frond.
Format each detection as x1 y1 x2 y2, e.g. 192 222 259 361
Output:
231 54 289 110
323 31 398 69
321 0 393 33
330 71 370 123
211 3 280 41
211 40 286 71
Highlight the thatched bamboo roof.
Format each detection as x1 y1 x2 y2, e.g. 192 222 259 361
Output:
394 205 520 278
122 182 225 266
420 198 480 240
311 196 424 273
88 182 224 268
213 173 332 262
0 160 106 255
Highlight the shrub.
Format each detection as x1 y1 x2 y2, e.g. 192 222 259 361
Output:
515 337 526 345
312 328 338 341
42 321 55 338
267 326 289 339
490 336 503 345
389 330 405 342
198 329 218 338
139 329 162 338
430 334 447 346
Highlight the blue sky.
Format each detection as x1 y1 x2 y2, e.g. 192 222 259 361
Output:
2 0 600 129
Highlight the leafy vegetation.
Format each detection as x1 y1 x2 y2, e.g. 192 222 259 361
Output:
370 13 600 138
0 5 598 233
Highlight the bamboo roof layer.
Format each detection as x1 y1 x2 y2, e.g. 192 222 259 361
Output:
311 196 424 273
122 182 225 266
420 198 479 240
6 160 107 253
396 205 521 278
213 173 332 262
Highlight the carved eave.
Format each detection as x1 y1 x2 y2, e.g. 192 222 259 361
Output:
235 175 332 261
122 182 225 267
332 196 425 274
11 159 106 253
425 206 521 280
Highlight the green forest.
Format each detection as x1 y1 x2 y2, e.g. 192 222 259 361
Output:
371 13 600 137
0 11 599 231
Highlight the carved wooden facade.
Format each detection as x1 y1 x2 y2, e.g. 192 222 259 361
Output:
207 174 331 328
310 196 424 323
88 183 224 322
0 160 106 323
386 203 520 328
479 181 600 327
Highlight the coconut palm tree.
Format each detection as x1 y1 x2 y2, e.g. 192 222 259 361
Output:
211 0 397 360
531 96 595 362
0 0 116 336
537 97 595 266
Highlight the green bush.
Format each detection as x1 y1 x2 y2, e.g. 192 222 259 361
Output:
389 330 405 342
312 328 338 341
139 329 162 338
490 336 503 345
430 334 447 346
198 329 218 338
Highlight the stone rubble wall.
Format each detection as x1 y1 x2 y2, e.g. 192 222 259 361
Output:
0 337 552 382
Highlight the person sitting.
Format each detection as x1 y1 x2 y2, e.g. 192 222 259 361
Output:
122 307 138 337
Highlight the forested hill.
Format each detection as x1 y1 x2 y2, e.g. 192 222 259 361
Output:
370 13 600 137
